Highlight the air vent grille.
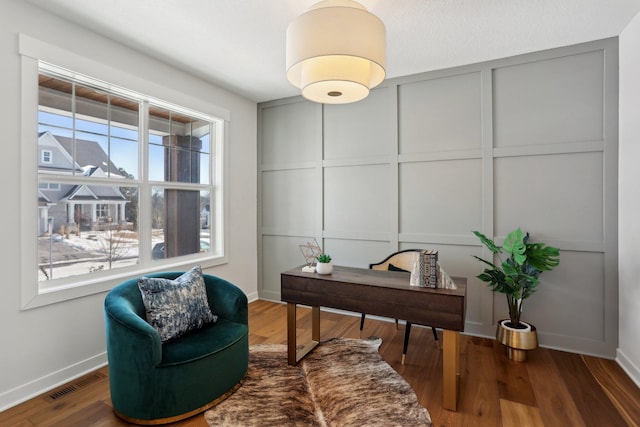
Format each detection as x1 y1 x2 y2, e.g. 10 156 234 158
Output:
44 371 107 402
48 385 77 400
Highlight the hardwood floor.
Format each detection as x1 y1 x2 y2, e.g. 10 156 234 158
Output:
2 299 639 426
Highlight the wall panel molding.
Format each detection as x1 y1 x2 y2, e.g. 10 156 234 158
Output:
258 37 619 358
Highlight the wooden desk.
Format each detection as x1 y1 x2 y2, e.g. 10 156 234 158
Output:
281 265 467 411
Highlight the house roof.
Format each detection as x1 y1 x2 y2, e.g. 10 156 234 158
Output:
54 135 124 178
62 179 127 202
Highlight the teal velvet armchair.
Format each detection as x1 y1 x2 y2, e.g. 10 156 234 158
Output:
104 271 249 425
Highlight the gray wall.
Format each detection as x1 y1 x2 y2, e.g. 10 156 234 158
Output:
258 38 619 358
618 12 640 385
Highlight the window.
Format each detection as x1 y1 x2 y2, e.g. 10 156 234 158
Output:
38 183 60 190
41 150 52 164
96 204 109 219
35 62 225 293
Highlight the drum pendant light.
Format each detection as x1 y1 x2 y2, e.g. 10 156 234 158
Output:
286 0 386 104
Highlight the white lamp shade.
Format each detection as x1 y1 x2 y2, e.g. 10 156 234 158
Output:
286 0 386 104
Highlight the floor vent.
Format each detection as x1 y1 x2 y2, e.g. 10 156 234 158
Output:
48 385 77 400
44 371 107 402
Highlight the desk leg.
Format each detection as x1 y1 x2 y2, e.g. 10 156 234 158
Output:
287 303 297 366
287 303 320 366
443 329 460 411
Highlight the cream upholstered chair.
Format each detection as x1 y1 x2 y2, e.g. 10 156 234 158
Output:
360 249 439 364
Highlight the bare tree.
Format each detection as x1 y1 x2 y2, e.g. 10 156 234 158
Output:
94 225 132 270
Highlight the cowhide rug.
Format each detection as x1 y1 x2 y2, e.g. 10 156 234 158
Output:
204 337 432 427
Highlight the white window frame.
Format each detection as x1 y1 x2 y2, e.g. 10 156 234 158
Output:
19 34 230 309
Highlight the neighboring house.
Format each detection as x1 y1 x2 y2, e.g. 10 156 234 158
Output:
37 131 128 236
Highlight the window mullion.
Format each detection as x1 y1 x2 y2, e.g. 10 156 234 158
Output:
138 100 151 263
71 81 77 177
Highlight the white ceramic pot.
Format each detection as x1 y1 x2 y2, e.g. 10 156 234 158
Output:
315 262 333 275
499 319 532 332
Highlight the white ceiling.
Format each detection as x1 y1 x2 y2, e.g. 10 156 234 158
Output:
26 0 640 103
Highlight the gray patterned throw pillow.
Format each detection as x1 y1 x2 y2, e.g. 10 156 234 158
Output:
138 265 218 342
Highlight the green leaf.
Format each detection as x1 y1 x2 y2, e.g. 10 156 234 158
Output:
503 228 526 265
502 262 519 278
526 243 560 271
473 231 502 254
316 253 332 263
472 255 498 270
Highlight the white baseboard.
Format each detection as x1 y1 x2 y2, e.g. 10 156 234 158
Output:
616 348 640 388
0 352 108 412
245 291 260 303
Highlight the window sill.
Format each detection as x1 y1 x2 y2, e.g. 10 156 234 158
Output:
23 255 228 310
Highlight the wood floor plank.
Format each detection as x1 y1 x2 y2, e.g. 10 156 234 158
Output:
0 399 41 426
499 399 544 427
582 355 640 427
526 347 587 427
551 350 629 427
1 300 639 427
455 336 502 426
27 375 112 426
248 299 286 339
47 401 125 427
493 340 538 407
395 327 443 421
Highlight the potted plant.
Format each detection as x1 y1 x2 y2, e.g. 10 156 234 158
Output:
315 253 333 275
472 228 560 360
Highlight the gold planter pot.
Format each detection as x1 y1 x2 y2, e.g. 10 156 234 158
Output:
496 320 538 362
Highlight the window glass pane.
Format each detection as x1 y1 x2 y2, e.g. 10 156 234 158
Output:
148 107 170 182
200 191 212 254
149 132 163 145
111 137 138 179
39 111 73 135
167 145 197 183
195 122 211 185
198 152 210 185
151 188 211 261
111 125 137 140
74 84 108 179
75 131 110 176
196 121 211 154
38 74 73 133
201 131 211 155
148 106 210 184
38 75 140 180
38 184 138 282
148 144 165 182
110 94 139 179
75 83 108 119
38 77 73 174
76 116 108 135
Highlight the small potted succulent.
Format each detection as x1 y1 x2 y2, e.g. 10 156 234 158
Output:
315 253 333 275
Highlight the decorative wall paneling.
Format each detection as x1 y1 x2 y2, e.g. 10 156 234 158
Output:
258 38 618 357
